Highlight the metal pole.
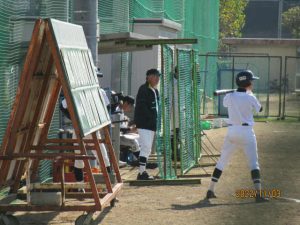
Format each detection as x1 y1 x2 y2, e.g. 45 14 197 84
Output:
282 56 288 119
176 49 184 176
278 0 283 38
73 0 99 65
203 55 208 115
161 44 167 179
266 56 270 117
192 50 199 164
278 56 283 119
172 51 177 178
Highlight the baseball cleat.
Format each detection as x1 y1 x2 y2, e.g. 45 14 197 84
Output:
137 171 154 180
206 190 217 199
255 195 269 203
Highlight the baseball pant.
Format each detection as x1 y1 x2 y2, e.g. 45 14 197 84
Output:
216 126 260 171
138 129 155 159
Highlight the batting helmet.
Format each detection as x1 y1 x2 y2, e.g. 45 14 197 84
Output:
236 70 259 87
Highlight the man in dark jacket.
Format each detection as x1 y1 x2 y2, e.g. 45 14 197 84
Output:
134 68 160 180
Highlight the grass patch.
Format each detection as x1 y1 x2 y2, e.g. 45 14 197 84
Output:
255 117 300 123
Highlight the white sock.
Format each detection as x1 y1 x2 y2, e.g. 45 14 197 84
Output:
254 182 261 191
139 156 147 175
208 180 217 192
139 165 146 174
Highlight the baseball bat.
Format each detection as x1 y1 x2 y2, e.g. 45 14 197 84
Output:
213 89 235 96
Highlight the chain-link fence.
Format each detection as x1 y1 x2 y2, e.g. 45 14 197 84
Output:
199 53 283 118
283 56 300 120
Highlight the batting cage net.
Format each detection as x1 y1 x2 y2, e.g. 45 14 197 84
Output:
0 0 71 183
129 0 219 54
156 45 176 179
156 46 204 179
177 49 197 174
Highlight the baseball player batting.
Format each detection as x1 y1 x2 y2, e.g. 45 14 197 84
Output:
206 70 268 203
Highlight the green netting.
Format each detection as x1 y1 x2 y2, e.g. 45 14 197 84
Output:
0 0 26 150
130 0 164 19
184 0 219 54
156 45 176 179
0 0 72 183
99 0 130 94
99 0 130 34
129 0 219 54
164 0 184 25
177 49 197 174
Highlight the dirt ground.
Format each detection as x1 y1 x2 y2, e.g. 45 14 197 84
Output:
14 121 300 225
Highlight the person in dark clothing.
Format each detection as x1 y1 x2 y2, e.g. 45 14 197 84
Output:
134 68 160 180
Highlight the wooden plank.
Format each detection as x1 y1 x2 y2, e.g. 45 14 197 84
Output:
103 126 122 183
0 154 95 160
92 132 113 193
45 139 105 144
128 178 201 186
17 182 104 190
30 145 96 151
100 183 123 208
0 204 96 212
17 192 108 200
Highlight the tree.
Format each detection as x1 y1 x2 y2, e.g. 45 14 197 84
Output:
282 6 300 38
219 0 248 51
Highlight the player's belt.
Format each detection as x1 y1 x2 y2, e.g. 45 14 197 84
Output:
228 123 249 126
